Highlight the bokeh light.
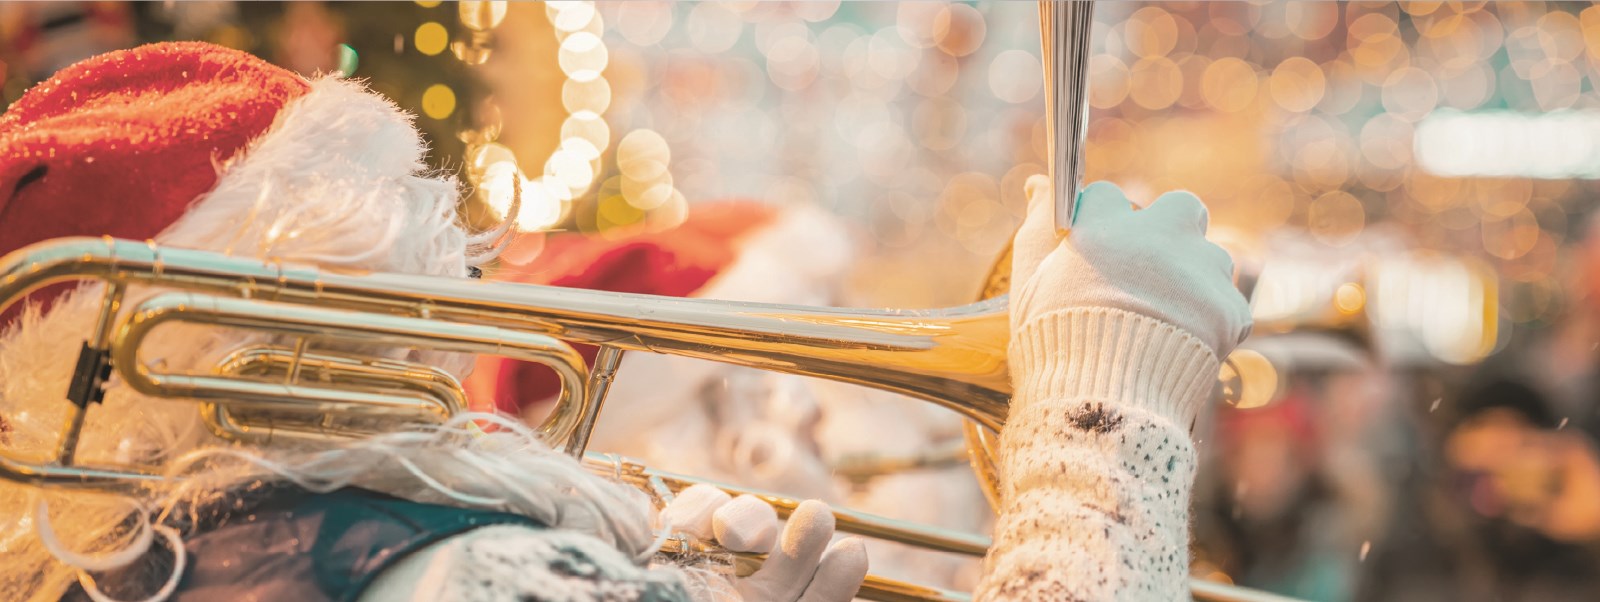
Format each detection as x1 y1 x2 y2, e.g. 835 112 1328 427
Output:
414 22 448 56
459 1 508 32
420 83 456 119
407 1 1600 363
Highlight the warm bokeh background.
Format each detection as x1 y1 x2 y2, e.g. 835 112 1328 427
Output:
11 2 1600 600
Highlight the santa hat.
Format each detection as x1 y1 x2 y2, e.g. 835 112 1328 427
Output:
0 42 481 469
0 41 475 318
467 201 854 418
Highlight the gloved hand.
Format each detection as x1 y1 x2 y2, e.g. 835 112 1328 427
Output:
662 484 867 602
1011 176 1251 359
1009 176 1252 423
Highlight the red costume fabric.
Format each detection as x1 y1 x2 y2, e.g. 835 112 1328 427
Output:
470 202 782 416
0 42 310 320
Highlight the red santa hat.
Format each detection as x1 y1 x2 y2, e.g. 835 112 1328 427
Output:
0 42 484 469
0 41 476 321
467 201 854 417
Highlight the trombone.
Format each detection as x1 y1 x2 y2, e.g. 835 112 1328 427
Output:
0 5 1305 602
0 236 1297 602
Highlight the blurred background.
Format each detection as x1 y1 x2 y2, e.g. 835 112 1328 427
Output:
8 2 1600 601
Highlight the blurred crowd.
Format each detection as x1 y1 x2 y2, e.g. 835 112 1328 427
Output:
12 2 1600 601
1194 241 1600 602
1184 217 1600 602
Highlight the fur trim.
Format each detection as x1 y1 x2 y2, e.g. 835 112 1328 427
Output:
160 75 479 377
161 76 473 277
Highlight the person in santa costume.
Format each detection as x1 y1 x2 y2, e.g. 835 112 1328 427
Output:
0 42 865 602
0 41 1253 602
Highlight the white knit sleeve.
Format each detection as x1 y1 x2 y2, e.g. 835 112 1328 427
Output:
975 308 1220 602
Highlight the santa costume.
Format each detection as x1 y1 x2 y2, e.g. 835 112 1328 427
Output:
0 42 864 602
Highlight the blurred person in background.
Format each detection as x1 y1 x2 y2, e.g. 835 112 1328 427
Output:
1195 368 1388 601
1190 231 1395 602
1357 216 1600 600
1361 378 1600 602
1520 214 1600 441
0 2 134 82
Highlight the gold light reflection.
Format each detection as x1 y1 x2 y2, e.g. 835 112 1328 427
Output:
1335 282 1367 315
1220 349 1279 410
459 1 508 32
452 1 621 236
420 84 456 119
414 22 448 56
559 32 609 82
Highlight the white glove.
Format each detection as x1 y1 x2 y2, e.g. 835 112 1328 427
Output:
1011 176 1252 360
662 484 868 602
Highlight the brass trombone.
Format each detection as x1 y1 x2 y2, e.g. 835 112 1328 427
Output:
0 4 1306 600
0 236 1297 602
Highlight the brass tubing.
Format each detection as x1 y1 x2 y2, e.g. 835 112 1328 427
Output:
833 443 970 483
204 347 471 443
219 347 469 414
855 576 971 602
113 292 589 446
1191 580 1309 602
586 452 991 557
0 457 162 490
591 453 1302 602
564 345 624 457
661 538 972 602
0 238 1011 431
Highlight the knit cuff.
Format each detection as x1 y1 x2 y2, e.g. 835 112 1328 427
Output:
1011 307 1221 428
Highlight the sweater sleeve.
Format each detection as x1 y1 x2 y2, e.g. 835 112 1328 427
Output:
975 308 1221 602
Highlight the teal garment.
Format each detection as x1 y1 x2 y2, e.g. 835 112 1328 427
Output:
60 485 541 602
